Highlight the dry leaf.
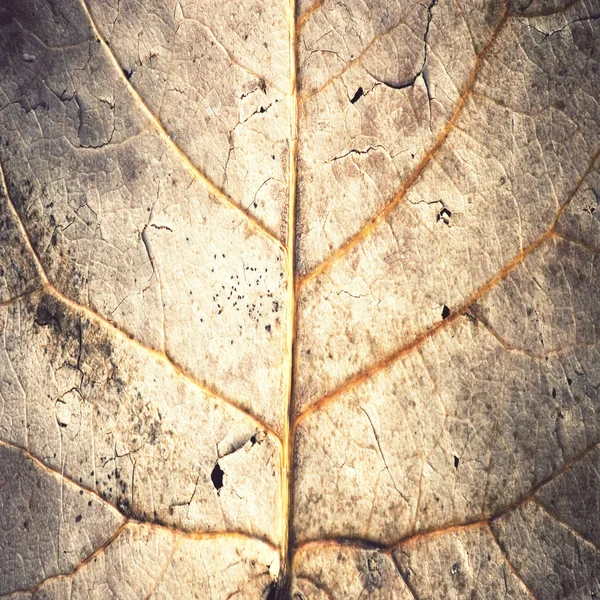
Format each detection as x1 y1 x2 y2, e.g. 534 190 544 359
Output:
0 0 599 597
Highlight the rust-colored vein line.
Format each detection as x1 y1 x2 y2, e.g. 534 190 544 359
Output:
297 0 580 104
77 0 284 253
0 163 49 286
295 519 490 554
298 17 409 103
0 437 280 551
2 523 277 599
296 147 600 423
282 0 300 587
486 523 537 600
43 283 280 440
293 440 600 555
25 521 130 598
0 437 123 518
0 288 43 309
298 10 509 288
297 0 324 30
530 498 600 552
296 230 552 425
129 520 279 550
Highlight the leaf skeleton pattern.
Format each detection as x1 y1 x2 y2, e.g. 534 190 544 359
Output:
0 0 599 598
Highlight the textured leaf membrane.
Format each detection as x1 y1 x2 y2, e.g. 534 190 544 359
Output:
0 0 599 597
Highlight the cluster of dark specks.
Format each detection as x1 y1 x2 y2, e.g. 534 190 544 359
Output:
208 254 281 340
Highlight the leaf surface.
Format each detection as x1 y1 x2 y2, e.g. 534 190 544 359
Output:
0 0 599 597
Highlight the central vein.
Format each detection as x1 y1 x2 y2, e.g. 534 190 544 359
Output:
282 0 299 590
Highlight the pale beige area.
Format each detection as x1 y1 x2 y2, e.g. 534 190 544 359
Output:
86 0 291 239
0 0 287 431
0 292 281 542
0 0 599 597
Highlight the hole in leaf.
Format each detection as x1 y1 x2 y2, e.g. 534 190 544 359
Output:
441 305 450 319
437 207 452 224
454 455 459 469
350 87 364 103
211 463 224 491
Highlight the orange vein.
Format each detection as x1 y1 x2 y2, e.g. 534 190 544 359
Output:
296 146 600 424
0 437 280 551
298 8 509 287
298 0 590 287
297 0 324 31
295 231 550 426
46 283 281 439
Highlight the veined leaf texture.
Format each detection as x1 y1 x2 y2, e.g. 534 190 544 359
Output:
0 0 599 597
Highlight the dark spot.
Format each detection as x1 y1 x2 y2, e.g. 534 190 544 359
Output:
211 463 224 491
23 521 28 530
451 561 460 575
34 295 65 331
75 514 82 523
123 68 133 80
552 388 556 398
117 497 132 515
265 324 271 332
454 455 460 469
148 420 160 445
567 377 573 386
350 87 364 104
441 305 450 319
